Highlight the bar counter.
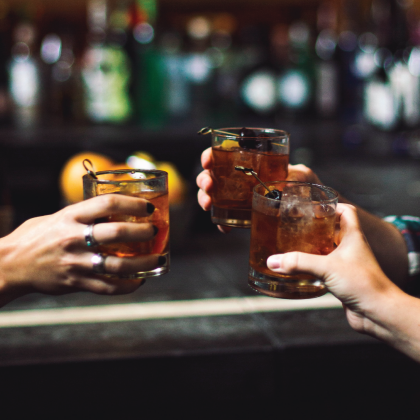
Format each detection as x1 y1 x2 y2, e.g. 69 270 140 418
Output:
0 229 419 416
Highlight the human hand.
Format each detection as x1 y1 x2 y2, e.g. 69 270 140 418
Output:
0 194 163 306
196 151 325 233
196 147 230 233
266 204 400 333
287 163 323 184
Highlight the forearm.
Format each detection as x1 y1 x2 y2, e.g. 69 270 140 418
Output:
362 288 420 363
339 195 410 290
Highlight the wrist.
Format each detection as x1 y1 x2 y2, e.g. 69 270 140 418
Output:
0 241 29 308
0 273 24 308
361 281 414 342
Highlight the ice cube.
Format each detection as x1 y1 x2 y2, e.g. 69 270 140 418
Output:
280 184 314 222
313 203 335 219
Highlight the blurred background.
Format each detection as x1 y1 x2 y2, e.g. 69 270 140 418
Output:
0 0 419 232
1 0 420 414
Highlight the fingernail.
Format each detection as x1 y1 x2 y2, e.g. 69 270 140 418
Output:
267 256 281 269
158 256 167 267
153 225 159 236
147 203 155 214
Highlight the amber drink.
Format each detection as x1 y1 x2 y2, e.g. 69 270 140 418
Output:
211 127 289 228
248 181 338 299
83 169 170 279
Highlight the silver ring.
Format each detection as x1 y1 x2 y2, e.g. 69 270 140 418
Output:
92 253 107 274
84 224 99 248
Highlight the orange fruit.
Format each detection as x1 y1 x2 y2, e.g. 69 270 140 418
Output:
59 152 114 203
155 161 187 205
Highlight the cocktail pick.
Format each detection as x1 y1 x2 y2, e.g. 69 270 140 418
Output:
197 127 239 136
83 159 98 179
235 166 282 200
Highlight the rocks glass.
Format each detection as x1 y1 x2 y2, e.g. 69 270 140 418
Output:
248 181 338 299
210 127 289 228
83 169 170 279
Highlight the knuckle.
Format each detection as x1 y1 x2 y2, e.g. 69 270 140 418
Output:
61 236 76 251
109 223 126 239
60 254 79 273
348 204 357 212
101 194 120 212
101 284 119 295
293 163 307 171
283 252 300 272
107 256 124 273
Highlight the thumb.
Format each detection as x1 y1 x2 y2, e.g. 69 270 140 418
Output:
267 252 328 281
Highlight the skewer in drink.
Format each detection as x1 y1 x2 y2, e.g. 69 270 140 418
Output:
199 127 289 228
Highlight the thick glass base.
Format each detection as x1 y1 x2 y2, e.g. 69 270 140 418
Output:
248 266 327 299
211 205 251 228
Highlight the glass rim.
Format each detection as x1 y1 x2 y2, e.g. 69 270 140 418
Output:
254 181 338 204
214 127 290 140
83 169 168 184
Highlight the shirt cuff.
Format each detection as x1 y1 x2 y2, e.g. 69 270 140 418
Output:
383 215 420 277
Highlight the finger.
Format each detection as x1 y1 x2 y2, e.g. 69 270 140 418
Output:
196 170 213 192
267 252 328 280
71 194 155 224
335 203 361 236
217 225 231 234
201 147 213 170
80 252 165 276
73 275 146 295
86 222 157 245
197 188 212 211
286 164 322 184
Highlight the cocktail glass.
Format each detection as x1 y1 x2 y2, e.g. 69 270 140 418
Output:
210 127 289 228
248 181 338 299
83 169 170 279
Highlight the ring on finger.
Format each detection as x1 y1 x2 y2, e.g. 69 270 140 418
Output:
92 253 107 274
84 224 99 248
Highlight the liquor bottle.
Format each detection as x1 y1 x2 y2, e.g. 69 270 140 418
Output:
277 21 316 120
183 14 216 123
81 0 133 124
314 1 340 118
0 2 11 126
8 20 42 128
209 13 240 124
238 24 278 118
131 0 168 128
159 29 190 124
363 0 420 132
40 30 80 124
333 0 366 125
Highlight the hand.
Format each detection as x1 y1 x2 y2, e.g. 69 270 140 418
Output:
266 204 399 333
196 149 325 232
196 147 230 233
287 163 323 184
0 194 161 307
